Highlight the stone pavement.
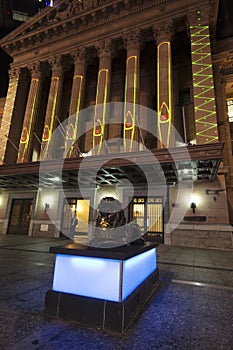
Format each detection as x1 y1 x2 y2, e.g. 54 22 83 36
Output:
0 234 233 350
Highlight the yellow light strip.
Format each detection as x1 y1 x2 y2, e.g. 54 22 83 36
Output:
190 25 218 144
93 68 109 154
157 41 172 148
42 77 59 143
66 75 83 157
124 55 137 151
0 75 19 161
18 79 39 162
41 76 59 159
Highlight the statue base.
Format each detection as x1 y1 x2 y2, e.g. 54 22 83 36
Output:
44 242 159 333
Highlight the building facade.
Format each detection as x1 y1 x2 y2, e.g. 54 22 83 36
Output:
0 0 232 249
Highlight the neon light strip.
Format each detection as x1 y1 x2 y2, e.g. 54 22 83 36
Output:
74 75 83 138
66 75 83 157
124 55 137 151
19 79 39 162
157 42 172 147
93 69 109 154
0 76 19 160
42 77 59 143
49 77 59 141
190 25 218 143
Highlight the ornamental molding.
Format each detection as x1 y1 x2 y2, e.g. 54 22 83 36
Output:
47 54 65 75
153 20 173 42
71 47 87 64
8 64 22 79
95 39 112 58
122 29 141 51
0 0 168 58
27 61 42 77
213 61 233 73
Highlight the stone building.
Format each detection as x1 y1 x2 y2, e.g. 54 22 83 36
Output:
0 0 232 249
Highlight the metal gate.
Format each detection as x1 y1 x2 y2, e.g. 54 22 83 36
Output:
129 196 164 243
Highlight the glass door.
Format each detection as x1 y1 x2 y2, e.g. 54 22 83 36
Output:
62 198 90 237
8 199 33 235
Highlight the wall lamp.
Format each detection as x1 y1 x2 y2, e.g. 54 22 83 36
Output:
190 202 196 213
44 203 50 212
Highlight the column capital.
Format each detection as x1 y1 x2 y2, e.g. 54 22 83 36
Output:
9 65 21 79
28 61 42 79
187 8 209 27
153 20 173 43
48 55 63 75
122 29 141 51
95 39 112 59
71 47 87 65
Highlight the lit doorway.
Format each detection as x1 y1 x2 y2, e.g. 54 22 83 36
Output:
8 199 33 235
62 198 90 236
129 196 164 243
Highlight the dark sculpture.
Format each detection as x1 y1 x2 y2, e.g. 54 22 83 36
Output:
89 197 144 248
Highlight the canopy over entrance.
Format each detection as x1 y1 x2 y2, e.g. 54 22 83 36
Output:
0 143 224 190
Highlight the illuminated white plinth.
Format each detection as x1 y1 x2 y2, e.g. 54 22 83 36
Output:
52 248 156 302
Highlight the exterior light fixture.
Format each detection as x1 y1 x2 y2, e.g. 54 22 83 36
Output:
190 202 196 213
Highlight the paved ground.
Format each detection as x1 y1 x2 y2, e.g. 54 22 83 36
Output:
0 234 233 350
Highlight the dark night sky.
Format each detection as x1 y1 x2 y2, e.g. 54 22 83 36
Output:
217 0 233 39
0 1 48 97
12 0 43 16
0 0 233 98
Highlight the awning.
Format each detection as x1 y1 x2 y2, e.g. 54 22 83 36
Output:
0 142 224 190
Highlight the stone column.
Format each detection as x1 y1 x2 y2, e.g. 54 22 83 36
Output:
93 39 112 155
65 48 86 158
188 9 219 145
17 62 43 163
0 65 21 163
40 56 64 160
214 66 233 182
153 21 175 149
123 29 141 152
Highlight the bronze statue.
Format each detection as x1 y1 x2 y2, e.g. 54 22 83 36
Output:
89 197 144 247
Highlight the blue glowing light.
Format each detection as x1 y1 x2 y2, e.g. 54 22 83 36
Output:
52 248 157 302
53 255 121 301
122 248 156 300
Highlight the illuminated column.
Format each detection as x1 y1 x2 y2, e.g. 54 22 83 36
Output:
214 66 233 181
0 65 21 163
93 39 112 155
65 48 86 158
188 9 219 144
153 22 175 149
123 30 141 152
40 56 64 159
17 62 43 163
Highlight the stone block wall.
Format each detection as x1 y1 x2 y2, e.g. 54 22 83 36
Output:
169 225 233 249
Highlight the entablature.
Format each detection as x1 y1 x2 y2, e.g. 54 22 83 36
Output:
0 0 215 61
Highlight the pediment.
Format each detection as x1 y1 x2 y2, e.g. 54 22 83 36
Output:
0 0 109 47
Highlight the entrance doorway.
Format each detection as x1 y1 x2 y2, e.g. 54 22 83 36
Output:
62 198 91 237
130 196 164 243
8 199 33 235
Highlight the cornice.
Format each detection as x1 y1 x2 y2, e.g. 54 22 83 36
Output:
1 0 168 58
1 0 216 64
